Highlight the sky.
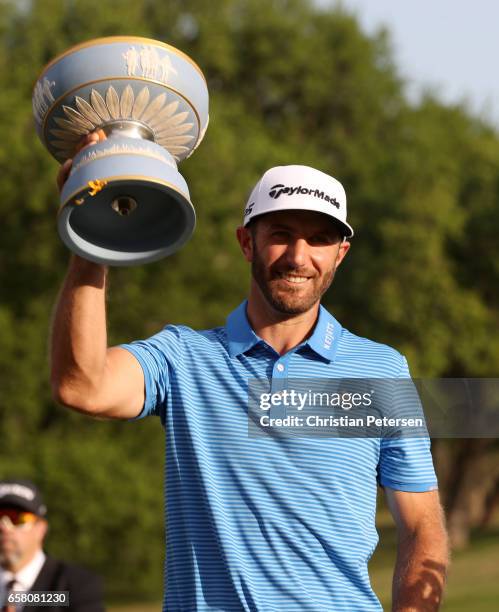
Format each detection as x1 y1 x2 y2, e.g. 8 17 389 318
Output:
320 0 499 126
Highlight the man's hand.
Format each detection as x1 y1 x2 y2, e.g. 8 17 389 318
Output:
56 129 106 192
386 488 449 612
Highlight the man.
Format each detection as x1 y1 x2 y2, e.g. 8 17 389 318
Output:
0 480 104 612
51 135 449 611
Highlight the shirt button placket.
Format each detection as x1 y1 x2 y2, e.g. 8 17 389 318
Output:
270 360 287 419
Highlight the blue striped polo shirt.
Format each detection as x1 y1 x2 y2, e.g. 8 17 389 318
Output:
122 301 437 612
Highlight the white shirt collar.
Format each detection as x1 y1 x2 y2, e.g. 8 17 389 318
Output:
1 549 46 592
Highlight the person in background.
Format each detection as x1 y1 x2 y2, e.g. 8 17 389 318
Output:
0 479 104 612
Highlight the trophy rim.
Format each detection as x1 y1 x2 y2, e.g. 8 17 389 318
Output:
34 35 207 93
41 76 202 160
60 174 191 210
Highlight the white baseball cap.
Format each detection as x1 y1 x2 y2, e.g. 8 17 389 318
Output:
243 165 354 238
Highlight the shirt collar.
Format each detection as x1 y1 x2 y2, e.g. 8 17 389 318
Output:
1 549 46 592
225 301 261 357
225 300 342 362
304 302 342 362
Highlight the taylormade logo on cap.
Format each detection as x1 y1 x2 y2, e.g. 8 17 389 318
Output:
268 184 340 208
243 165 354 237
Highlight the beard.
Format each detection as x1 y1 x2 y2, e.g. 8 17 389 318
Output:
0 538 22 569
251 249 336 315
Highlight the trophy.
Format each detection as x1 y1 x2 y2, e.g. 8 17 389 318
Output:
33 36 209 265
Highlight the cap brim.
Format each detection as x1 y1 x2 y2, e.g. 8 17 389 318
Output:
0 495 45 516
244 206 354 238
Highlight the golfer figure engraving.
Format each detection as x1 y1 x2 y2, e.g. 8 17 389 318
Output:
33 36 209 265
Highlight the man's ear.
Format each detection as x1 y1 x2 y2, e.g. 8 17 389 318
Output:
335 240 351 268
236 225 254 263
35 518 48 545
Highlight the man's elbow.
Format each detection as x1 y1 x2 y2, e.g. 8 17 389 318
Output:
51 379 102 416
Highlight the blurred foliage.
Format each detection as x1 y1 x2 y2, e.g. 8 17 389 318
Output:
0 0 498 602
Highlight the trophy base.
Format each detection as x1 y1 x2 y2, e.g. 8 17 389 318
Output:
58 178 195 266
58 137 195 266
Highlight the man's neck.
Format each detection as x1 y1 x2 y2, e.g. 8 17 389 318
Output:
246 290 320 355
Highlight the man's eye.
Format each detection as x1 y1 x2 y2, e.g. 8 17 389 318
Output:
271 231 289 240
310 235 331 244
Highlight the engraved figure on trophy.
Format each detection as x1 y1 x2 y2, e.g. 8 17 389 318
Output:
33 36 209 265
123 47 139 77
33 78 56 125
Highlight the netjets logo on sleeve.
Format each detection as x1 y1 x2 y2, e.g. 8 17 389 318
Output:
268 184 340 209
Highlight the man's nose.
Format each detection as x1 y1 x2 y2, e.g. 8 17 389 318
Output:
0 524 10 537
0 517 14 532
284 238 309 267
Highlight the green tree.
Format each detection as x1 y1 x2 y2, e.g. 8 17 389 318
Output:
1 0 498 599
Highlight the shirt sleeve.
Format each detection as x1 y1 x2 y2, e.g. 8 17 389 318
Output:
377 355 438 492
120 324 183 420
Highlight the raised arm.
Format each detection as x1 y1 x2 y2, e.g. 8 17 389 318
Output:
385 488 449 612
50 133 145 419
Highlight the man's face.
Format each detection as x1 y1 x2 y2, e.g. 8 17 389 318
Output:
0 507 47 571
238 210 350 315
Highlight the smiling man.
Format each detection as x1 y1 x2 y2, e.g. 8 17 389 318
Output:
51 153 449 611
